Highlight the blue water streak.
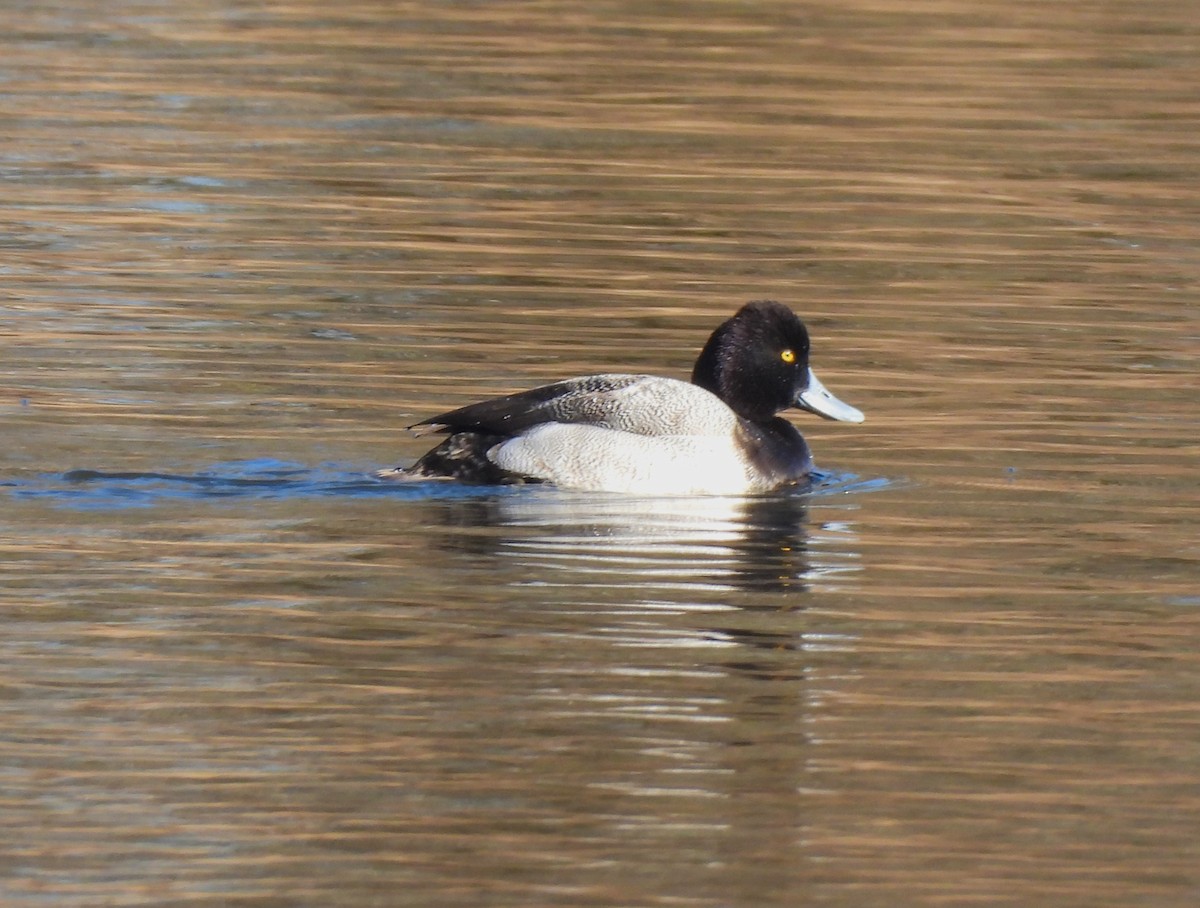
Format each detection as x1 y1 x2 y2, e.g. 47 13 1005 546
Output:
5 459 894 511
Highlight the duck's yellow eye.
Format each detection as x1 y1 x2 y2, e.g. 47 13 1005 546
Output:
780 349 796 364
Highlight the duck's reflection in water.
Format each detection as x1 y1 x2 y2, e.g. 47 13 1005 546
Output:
423 489 860 598
405 487 864 873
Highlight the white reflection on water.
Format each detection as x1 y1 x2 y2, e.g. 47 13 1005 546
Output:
447 484 865 596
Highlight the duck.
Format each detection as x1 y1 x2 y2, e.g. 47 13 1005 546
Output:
377 300 863 495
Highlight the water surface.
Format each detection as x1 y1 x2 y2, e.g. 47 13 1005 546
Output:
2 1 1198 906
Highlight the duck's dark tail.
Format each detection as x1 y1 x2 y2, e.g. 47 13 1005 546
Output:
374 432 540 486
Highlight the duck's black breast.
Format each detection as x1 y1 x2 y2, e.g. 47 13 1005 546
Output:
736 417 814 488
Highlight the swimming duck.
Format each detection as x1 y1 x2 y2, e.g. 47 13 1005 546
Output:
378 300 863 494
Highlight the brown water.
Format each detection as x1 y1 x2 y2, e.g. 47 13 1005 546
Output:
2 1 1198 905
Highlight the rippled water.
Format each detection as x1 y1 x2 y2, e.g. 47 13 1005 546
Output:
2 1 1198 905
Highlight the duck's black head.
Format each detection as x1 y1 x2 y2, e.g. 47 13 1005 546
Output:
691 300 863 425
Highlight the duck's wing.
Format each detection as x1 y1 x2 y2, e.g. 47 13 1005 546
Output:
413 374 733 438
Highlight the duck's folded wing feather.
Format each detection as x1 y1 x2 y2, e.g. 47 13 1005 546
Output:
413 374 734 438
